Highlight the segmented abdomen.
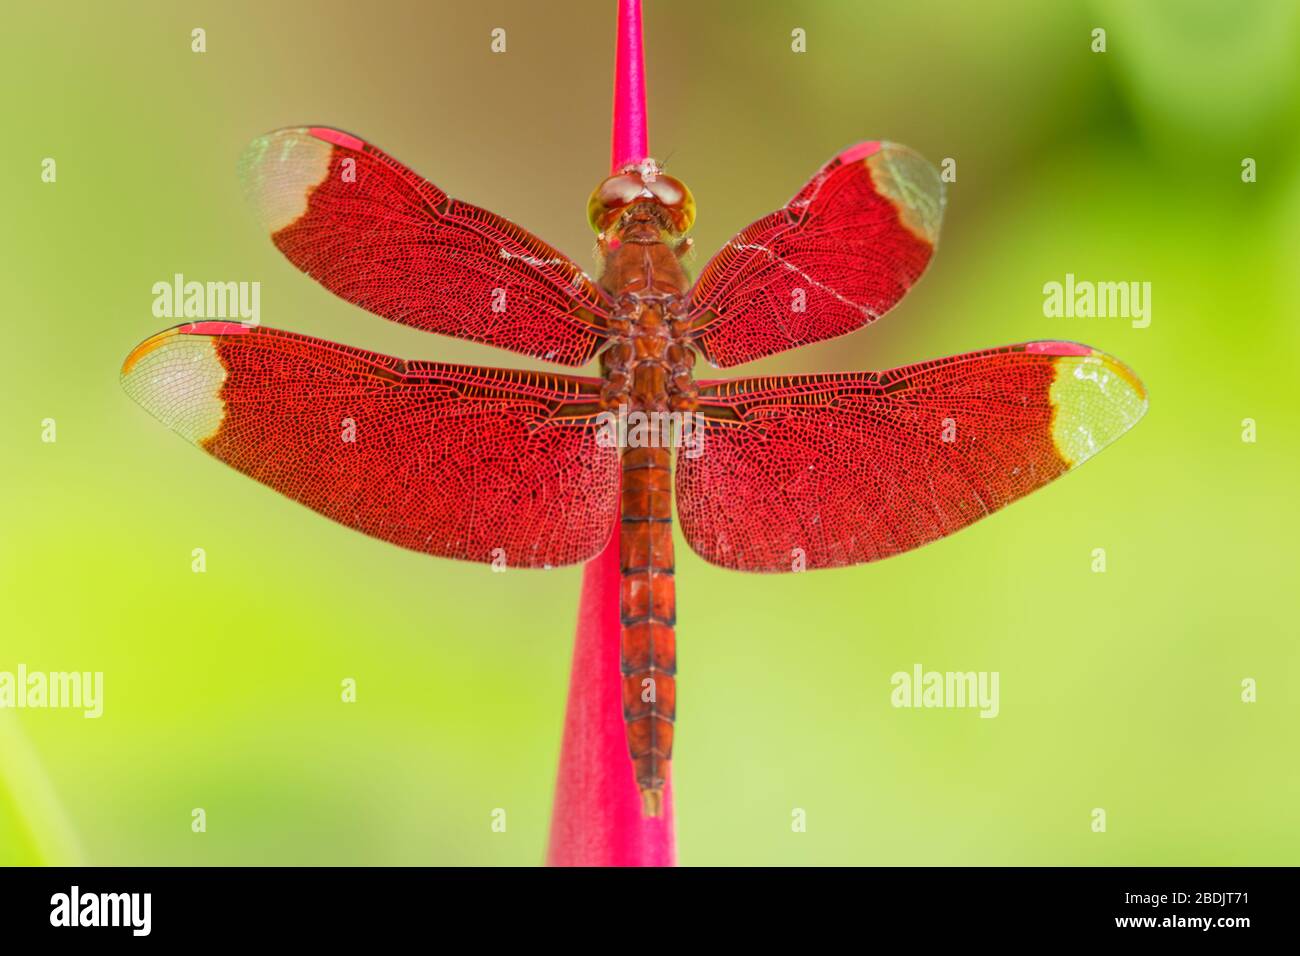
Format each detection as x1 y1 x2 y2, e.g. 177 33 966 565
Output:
619 444 676 813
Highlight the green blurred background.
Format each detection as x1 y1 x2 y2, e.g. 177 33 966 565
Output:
2 0 1297 865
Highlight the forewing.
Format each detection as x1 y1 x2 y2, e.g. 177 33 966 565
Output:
239 127 609 365
689 142 943 367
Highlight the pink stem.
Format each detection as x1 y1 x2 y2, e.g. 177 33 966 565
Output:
610 0 649 171
546 528 676 866
546 0 676 867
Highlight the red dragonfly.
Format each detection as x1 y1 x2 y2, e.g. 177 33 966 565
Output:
122 128 1146 815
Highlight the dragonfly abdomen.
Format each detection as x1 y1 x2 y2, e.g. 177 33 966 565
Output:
619 444 676 816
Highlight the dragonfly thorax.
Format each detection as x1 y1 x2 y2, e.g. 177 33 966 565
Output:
598 295 697 413
595 172 698 413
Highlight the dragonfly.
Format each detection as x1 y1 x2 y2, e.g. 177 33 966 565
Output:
122 126 1146 816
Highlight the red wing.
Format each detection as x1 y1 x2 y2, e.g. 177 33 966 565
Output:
239 127 610 366
121 322 618 567
677 342 1146 571
688 141 943 367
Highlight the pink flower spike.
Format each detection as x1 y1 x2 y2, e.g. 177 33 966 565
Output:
610 0 649 172
546 527 676 866
546 0 677 867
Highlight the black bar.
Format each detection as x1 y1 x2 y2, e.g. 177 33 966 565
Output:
0 866 1281 942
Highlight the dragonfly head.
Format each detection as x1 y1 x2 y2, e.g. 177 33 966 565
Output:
587 160 695 238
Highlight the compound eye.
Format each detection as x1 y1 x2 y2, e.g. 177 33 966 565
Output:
649 176 696 233
648 177 683 205
587 174 645 232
